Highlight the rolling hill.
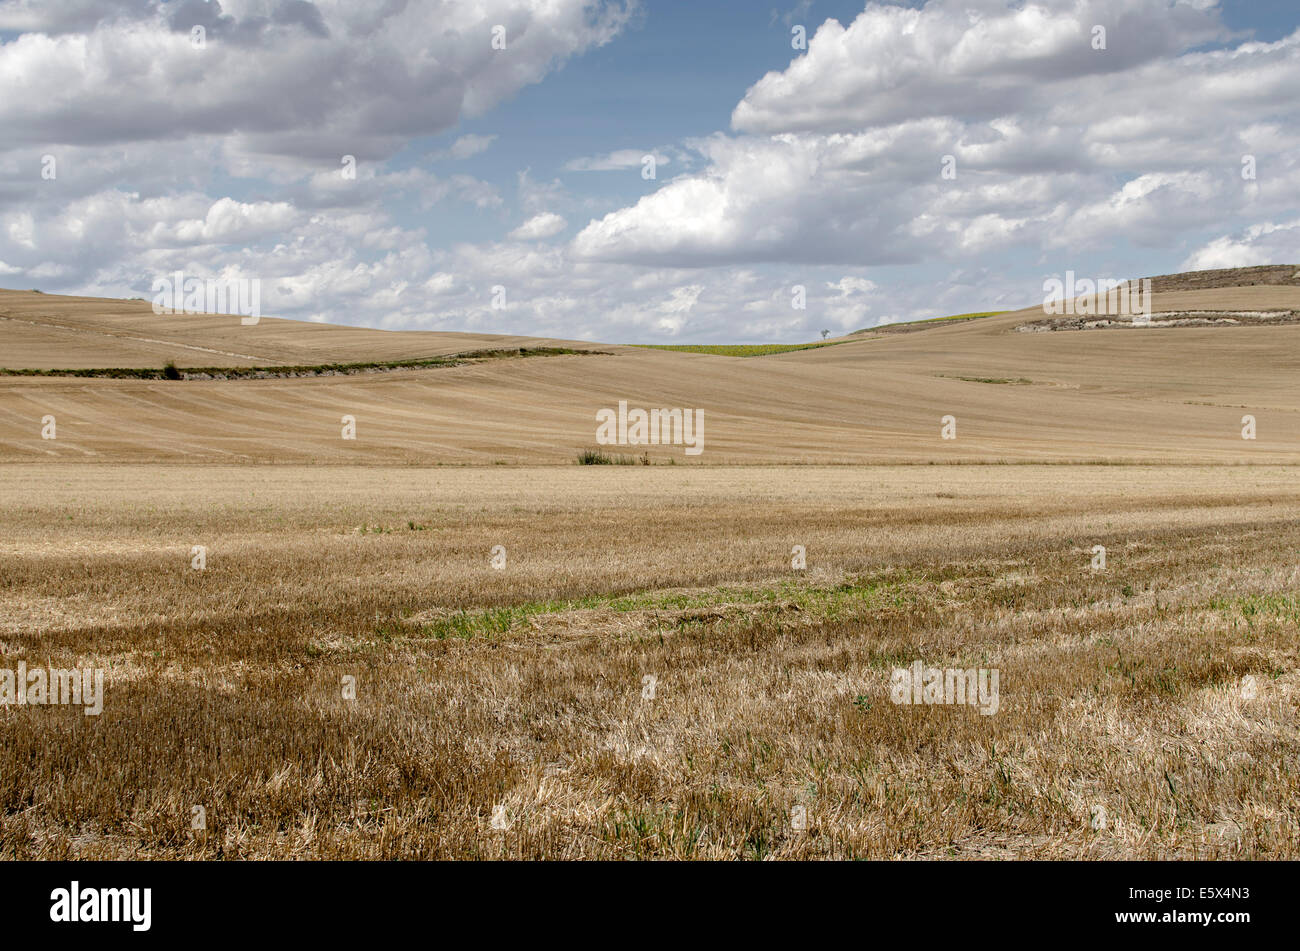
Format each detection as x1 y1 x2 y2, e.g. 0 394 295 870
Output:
2 267 1298 465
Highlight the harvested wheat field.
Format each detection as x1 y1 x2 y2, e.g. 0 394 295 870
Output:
1 463 1298 860
1 271 1298 861
3 270 1300 466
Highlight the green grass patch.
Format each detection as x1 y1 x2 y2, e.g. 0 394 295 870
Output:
386 573 918 641
1208 592 1300 623
913 310 1009 323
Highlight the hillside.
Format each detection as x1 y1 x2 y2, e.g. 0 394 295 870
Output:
2 271 1299 465
0 288 601 370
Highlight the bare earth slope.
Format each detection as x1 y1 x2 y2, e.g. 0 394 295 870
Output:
2 273 1299 464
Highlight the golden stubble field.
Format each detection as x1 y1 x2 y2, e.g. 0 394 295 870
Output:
2 276 1298 859
4 281 1300 466
1 463 1297 859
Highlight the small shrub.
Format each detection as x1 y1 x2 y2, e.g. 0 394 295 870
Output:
576 449 643 465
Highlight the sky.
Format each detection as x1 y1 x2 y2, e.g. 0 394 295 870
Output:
0 0 1297 343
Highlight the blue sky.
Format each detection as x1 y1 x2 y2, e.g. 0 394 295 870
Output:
1 0 1298 343
397 1 876 248
1218 0 1300 40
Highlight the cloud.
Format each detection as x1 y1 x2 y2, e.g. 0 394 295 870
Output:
516 169 569 214
0 0 156 33
1183 220 1300 270
441 134 498 161
769 1 815 30
573 1 1300 268
508 212 567 241
564 149 670 172
733 0 1226 135
0 0 635 160
573 132 967 267
3 0 1299 345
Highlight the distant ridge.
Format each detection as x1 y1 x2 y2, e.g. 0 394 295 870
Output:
855 265 1300 335
1146 264 1300 292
